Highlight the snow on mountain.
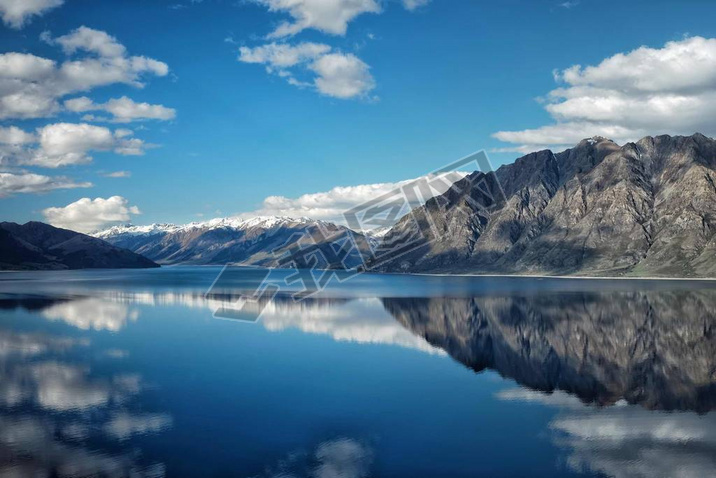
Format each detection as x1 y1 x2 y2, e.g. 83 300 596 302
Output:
93 216 344 239
92 216 372 268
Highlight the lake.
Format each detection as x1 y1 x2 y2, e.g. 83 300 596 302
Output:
0 266 714 477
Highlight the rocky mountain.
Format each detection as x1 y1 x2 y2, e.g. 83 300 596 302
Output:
383 290 716 411
376 133 716 277
0 222 159 270
94 216 373 268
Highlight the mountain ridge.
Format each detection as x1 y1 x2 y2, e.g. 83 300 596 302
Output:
375 133 716 277
93 215 377 268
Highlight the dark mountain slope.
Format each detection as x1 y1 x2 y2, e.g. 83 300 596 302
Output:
0 222 159 270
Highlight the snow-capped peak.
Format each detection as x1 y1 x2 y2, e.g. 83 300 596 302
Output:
92 215 341 239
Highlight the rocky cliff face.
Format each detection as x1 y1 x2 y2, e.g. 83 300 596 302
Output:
382 290 716 411
0 222 159 270
377 134 716 277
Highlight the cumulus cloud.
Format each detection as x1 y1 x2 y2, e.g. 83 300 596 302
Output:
26 123 147 168
238 171 467 226
239 42 375 99
42 196 141 233
493 36 716 151
54 26 128 57
0 123 147 169
0 0 63 29
310 52 374 98
0 26 168 120
239 41 331 68
0 126 36 144
246 1 428 97
0 172 91 197
65 96 176 123
257 0 381 38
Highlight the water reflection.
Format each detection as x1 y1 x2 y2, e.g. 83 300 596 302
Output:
382 292 716 412
253 438 374 478
1 269 716 477
41 298 140 332
499 388 716 478
2 293 443 354
0 313 170 476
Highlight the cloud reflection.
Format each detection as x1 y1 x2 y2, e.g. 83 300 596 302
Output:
252 437 374 478
41 297 140 331
0 323 171 476
499 388 716 478
31 292 444 354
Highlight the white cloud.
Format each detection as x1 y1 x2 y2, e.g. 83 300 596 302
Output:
65 96 176 123
0 0 63 29
63 96 94 112
54 26 127 58
239 42 331 68
0 172 91 197
34 123 114 167
26 123 146 168
0 52 56 79
0 126 36 145
0 26 168 120
238 171 467 227
257 0 381 38
246 1 427 97
310 52 374 98
102 170 131 178
239 42 375 99
43 196 141 233
493 36 716 150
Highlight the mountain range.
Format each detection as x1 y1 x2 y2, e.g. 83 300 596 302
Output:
93 216 375 269
92 133 716 277
0 222 159 270
375 133 716 277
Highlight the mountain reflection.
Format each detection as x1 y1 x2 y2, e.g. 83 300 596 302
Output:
382 291 716 412
6 288 716 411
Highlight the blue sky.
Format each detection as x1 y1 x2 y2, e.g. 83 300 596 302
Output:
2 0 716 231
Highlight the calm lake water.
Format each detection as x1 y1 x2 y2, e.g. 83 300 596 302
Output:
0 266 715 477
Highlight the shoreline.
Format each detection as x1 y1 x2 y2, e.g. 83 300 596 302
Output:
2 264 716 282
401 271 716 281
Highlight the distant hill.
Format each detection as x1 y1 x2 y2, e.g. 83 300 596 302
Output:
375 133 716 277
94 216 376 269
0 221 159 270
